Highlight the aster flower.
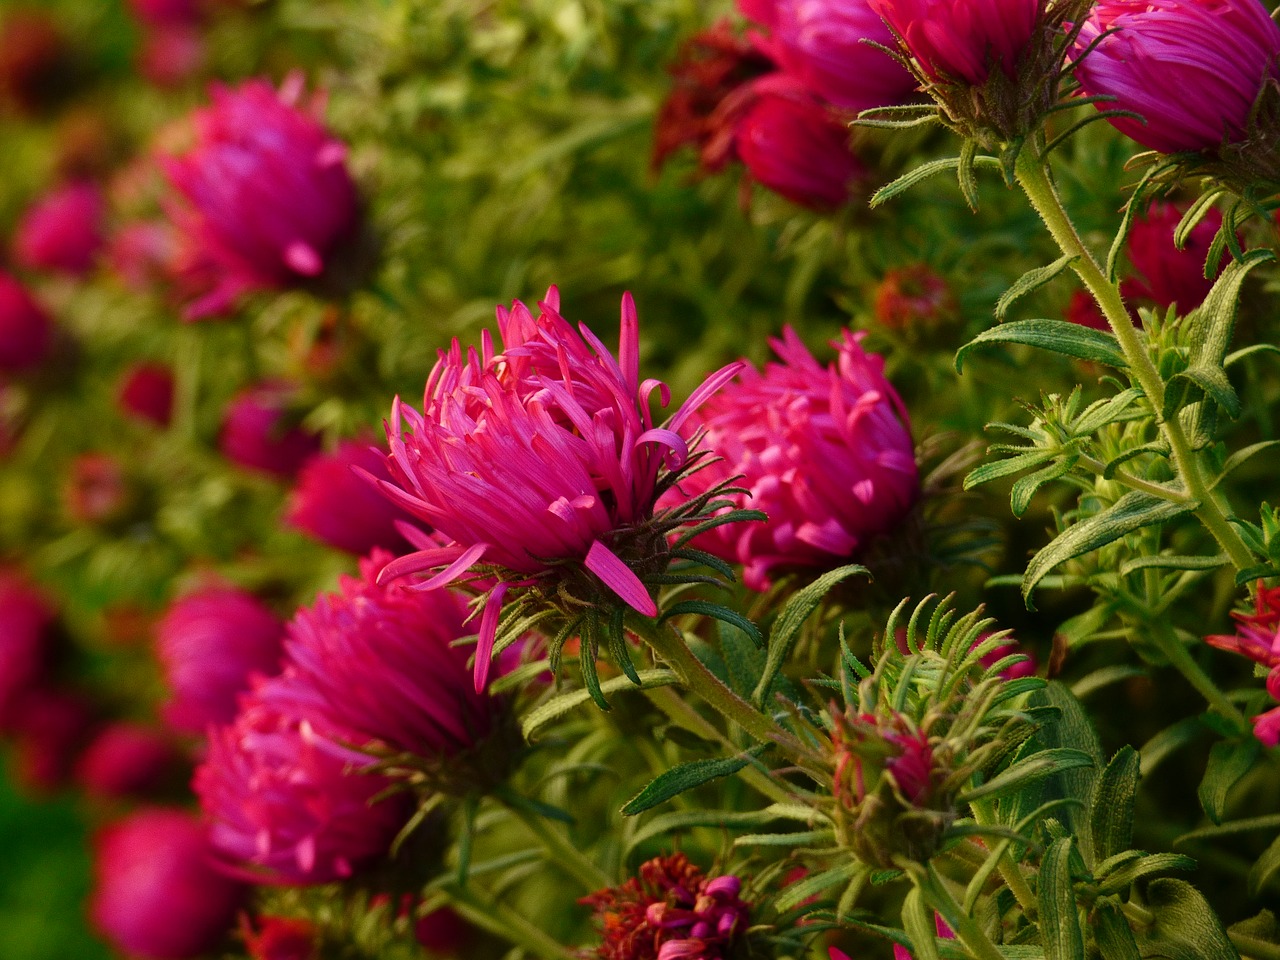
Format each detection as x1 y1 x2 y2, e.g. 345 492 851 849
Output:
242 917 317 960
0 271 54 374
219 382 322 479
90 807 246 960
107 221 179 291
0 569 55 731
117 362 176 427
13 180 106 276
580 853 751 960
672 327 918 592
285 440 413 555
370 288 742 691
1123 201 1226 311
156 585 285 735
75 722 184 799
194 675 410 884
873 264 956 330
870 0 1039 86
1206 583 1280 746
162 75 359 320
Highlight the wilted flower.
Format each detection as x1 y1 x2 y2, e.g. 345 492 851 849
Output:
0 271 53 374
162 75 359 320
873 264 956 329
0 570 55 731
242 917 316 960
76 722 184 799
1071 0 1280 157
219 382 322 479
273 551 498 763
13 181 105 276
581 853 751 960
194 675 410 884
118 362 176 427
674 328 918 591
90 807 246 960
870 0 1038 85
156 586 285 734
285 440 413 555
371 288 741 690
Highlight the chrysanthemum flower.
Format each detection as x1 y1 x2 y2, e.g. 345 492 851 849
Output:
370 288 742 690
1071 0 1280 155
162 75 359 320
581 853 751 960
285 440 413 555
156 586 285 734
0 271 54 374
673 328 917 591
870 0 1039 85
90 807 246 960
13 181 106 276
194 675 410 884
1124 201 1225 311
219 382 322 479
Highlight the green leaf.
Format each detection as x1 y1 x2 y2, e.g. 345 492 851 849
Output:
621 747 766 816
1039 837 1085 960
1198 738 1261 824
1118 553 1229 577
661 600 763 648
1165 364 1241 419
960 748 1095 803
521 670 676 740
869 154 1001 208
956 320 1128 373
1219 440 1280 483
903 886 942 960
996 255 1079 320
1248 834 1280 896
1022 491 1196 607
1131 878 1240 960
1010 456 1078 518
752 564 870 706
622 809 785 863
964 449 1058 490
1095 898 1142 960
734 829 834 847
1097 853 1197 894
774 862 863 912
1090 747 1140 864
1225 343 1280 367
1030 684 1104 843
1185 248 1273 371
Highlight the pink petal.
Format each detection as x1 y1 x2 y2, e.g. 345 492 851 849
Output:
474 582 508 693
585 539 657 617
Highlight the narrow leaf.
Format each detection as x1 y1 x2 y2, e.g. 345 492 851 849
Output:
1010 456 1077 518
996 256 1079 320
1039 837 1085 960
903 887 942 960
956 320 1127 373
964 448 1057 490
1198 738 1261 824
621 748 765 816
1090 747 1140 864
661 600 763 648
521 670 676 740
1095 898 1142 960
959 748 1095 803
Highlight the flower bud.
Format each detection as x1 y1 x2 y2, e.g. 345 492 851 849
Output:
219 382 322 479
0 272 54 374
14 181 106 276
117 362 176 427
285 440 414 555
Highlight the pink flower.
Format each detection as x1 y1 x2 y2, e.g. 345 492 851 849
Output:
734 81 869 209
873 265 956 330
156 586 285 734
242 917 316 960
1124 201 1225 312
63 452 131 524
14 181 106 275
0 570 55 731
285 440 413 555
118 362 176 427
162 76 359 320
1071 0 1280 154
869 0 1039 85
272 551 496 758
90 807 246 960
128 0 203 26
219 382 322 479
194 676 410 884
769 0 918 113
76 722 184 799
138 24 205 88
415 907 472 952
674 328 917 591
1204 583 1280 670
8 685 96 792
371 288 741 691
107 221 180 291
0 271 54 373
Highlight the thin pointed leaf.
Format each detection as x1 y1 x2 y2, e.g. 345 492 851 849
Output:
620 747 766 815
956 320 1127 373
996 255 1079 320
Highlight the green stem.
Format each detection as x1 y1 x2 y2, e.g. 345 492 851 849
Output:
1230 931 1280 960
1013 150 1255 573
442 885 576 960
502 797 612 892
968 798 1037 917
629 618 806 763
918 866 1007 960
1146 620 1250 729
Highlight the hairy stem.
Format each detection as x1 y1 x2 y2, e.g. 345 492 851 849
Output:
443 885 576 960
968 798 1038 917
917 865 1007 960
502 796 612 892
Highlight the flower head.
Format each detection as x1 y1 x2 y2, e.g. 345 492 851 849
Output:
1123 201 1225 312
242 917 317 960
873 264 956 330
75 722 184 799
14 181 106 276
90 807 246 960
581 854 751 960
870 0 1039 85
674 328 917 591
156 586 285 734
1071 0 1280 157
0 271 54 374
285 440 414 555
371 288 741 690
118 362 176 427
1205 583 1280 670
0 569 55 731
162 75 359 319
219 382 322 479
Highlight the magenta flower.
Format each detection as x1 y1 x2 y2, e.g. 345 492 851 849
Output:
673 327 917 591
118 362 176 427
107 221 179 291
219 382 322 479
156 586 285 735
1071 0 1280 154
243 917 317 960
0 570 55 731
90 807 245 960
734 81 869 209
768 0 918 113
869 0 1039 85
76 722 184 799
272 551 496 758
128 0 203 26
285 440 413 555
162 75 359 320
1206 585 1280 747
1124 201 1225 312
138 23 205 89
0 271 54 373
8 685 95 792
194 676 410 884
14 181 106 276
371 288 741 690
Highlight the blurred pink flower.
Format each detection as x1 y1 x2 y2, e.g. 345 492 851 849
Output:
285 440 413 555
128 0 203 26
156 586 285 735
675 328 917 591
371 288 741 690
63 452 131 525
0 570 55 731
1071 0 1280 154
873 265 956 330
107 221 180 291
76 722 184 799
90 807 245 960
118 362 176 427
415 907 472 952
219 382 322 479
14 181 105 275
242 916 316 960
0 271 54 373
1124 201 1225 312
870 0 1039 85
195 676 410 884
138 24 205 88
8 685 95 792
162 76 359 319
